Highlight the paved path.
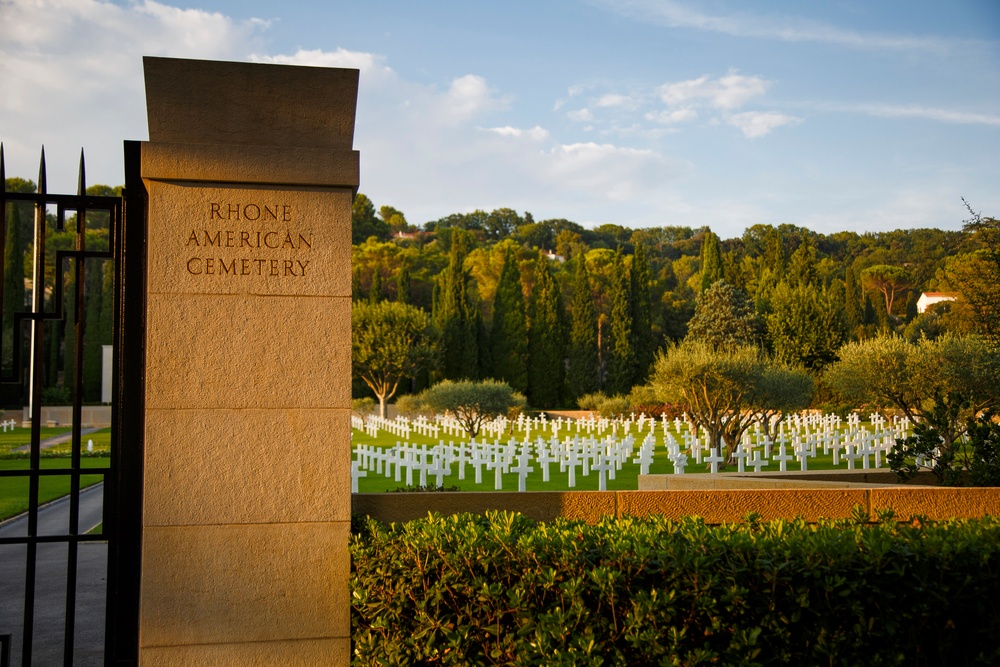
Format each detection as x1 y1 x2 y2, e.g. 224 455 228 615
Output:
11 427 104 454
0 483 107 666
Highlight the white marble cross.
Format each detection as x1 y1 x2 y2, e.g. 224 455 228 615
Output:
351 459 367 493
705 448 724 474
773 445 793 472
748 450 769 473
510 447 534 492
732 445 749 473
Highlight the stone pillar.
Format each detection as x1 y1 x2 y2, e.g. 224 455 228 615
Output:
136 57 356 665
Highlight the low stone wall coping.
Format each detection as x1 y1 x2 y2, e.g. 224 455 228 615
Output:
353 486 1000 525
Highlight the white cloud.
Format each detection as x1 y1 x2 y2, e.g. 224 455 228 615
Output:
646 108 698 124
567 108 594 122
543 142 687 201
255 48 393 79
590 0 952 53
485 125 549 140
658 71 770 110
444 74 509 121
595 93 633 108
858 104 1000 127
0 0 266 190
728 111 801 138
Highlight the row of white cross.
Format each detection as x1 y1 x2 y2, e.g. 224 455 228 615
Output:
350 414 914 493
1 419 15 432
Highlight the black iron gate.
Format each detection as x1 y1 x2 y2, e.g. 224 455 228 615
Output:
0 143 144 666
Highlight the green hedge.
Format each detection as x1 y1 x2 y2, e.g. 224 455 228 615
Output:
350 511 1000 666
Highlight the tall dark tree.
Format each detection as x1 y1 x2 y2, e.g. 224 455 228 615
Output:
368 268 383 304
527 258 565 407
605 250 634 395
764 228 786 274
395 259 411 305
788 236 818 287
489 248 528 392
686 281 764 350
699 230 724 292
567 258 599 401
3 198 25 372
630 242 655 384
82 262 103 401
844 268 863 331
436 230 478 380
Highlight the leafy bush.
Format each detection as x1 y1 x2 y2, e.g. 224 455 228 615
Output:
393 394 427 418
890 409 1000 486
352 512 1000 666
41 385 72 406
351 397 376 415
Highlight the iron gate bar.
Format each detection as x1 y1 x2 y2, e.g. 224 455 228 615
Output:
1 144 125 666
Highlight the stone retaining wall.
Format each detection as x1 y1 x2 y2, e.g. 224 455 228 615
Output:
353 486 1000 525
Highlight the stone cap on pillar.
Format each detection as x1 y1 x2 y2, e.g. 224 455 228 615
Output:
141 56 359 190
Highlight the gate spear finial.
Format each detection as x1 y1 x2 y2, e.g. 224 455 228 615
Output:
37 146 46 195
77 148 86 196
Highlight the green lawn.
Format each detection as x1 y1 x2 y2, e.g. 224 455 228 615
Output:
0 427 74 455
0 458 109 520
351 421 894 493
42 427 112 455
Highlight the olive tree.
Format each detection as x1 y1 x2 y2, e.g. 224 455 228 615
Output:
649 341 812 465
419 379 526 438
352 300 437 418
824 333 1000 450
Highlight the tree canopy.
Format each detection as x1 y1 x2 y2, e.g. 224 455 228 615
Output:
352 300 437 418
823 334 1000 449
418 379 525 437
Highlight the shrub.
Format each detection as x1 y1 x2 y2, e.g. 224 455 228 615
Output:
351 397 376 416
351 512 1000 666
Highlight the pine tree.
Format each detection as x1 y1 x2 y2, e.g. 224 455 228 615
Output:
489 248 528 392
630 242 655 384
699 230 723 292
605 250 634 395
527 258 565 407
436 230 478 380
567 257 599 401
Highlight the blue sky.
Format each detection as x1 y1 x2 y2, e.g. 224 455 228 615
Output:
1 0 998 238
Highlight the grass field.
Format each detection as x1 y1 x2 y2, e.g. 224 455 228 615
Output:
351 420 892 493
0 427 74 455
0 457 110 520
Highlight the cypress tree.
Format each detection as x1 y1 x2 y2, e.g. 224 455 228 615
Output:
436 230 478 380
527 258 565 407
395 260 411 304
3 200 25 373
765 228 786 274
844 268 863 330
567 257 599 401
99 261 114 346
699 230 723 292
82 262 103 401
630 242 655 384
605 250 634 395
490 248 528 392
369 269 382 304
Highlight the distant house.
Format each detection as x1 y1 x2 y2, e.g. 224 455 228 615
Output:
916 292 956 314
543 250 566 263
